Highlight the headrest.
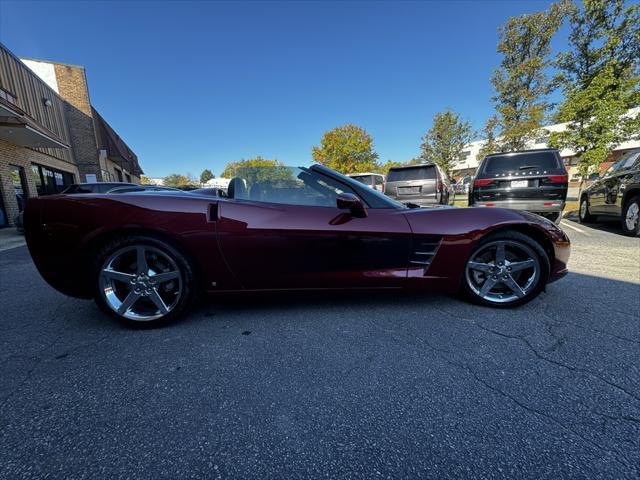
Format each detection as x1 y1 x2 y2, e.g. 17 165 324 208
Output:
227 177 248 199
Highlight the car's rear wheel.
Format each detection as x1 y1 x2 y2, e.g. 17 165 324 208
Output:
461 231 549 308
94 235 195 327
579 196 595 223
621 196 640 237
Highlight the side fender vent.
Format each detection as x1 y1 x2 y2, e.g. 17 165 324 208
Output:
409 237 442 267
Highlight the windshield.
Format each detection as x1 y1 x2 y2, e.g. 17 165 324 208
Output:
313 165 406 209
350 175 374 184
605 150 640 174
387 166 436 182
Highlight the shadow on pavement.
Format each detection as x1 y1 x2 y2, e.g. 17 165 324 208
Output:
563 210 629 236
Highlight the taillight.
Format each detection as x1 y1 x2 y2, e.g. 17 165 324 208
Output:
436 178 442 192
546 175 568 183
473 179 493 186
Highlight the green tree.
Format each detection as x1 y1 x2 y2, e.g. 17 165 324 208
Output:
199 169 214 185
378 158 421 174
490 1 571 151
140 175 153 185
312 124 379 174
419 109 474 177
477 115 500 161
163 174 191 188
220 156 291 184
550 0 640 175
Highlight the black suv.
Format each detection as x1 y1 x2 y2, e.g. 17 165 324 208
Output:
579 148 640 236
469 149 568 223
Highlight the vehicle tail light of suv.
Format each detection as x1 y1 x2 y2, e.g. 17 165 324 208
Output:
541 174 568 184
473 178 494 187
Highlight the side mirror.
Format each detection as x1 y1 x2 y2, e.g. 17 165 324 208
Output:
336 193 367 218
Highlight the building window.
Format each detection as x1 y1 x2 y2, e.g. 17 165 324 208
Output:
125 173 131 183
0 87 18 105
10 165 29 212
459 150 471 160
31 165 45 196
31 163 75 195
114 168 123 182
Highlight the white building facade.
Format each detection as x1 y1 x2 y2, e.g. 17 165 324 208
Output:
452 108 640 182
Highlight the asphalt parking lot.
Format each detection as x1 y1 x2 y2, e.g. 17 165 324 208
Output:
1 218 638 479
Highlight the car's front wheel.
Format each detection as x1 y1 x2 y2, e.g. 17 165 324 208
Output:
579 196 595 223
621 196 640 237
461 231 549 308
94 235 196 327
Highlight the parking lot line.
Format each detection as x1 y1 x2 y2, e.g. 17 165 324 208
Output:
561 220 590 235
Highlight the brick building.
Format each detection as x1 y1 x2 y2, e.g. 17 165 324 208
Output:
0 42 142 227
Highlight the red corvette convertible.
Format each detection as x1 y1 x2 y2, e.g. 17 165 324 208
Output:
24 164 570 327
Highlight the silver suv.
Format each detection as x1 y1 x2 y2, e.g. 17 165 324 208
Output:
384 164 454 206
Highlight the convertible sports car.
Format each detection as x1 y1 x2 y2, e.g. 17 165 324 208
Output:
24 164 570 327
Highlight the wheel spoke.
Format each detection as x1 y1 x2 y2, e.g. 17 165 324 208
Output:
136 246 148 274
468 261 494 273
150 271 180 283
148 288 169 314
502 275 525 298
117 291 141 314
478 276 497 297
102 269 136 283
508 259 535 272
495 242 506 264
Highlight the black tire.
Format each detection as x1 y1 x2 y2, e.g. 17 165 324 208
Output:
544 212 561 225
460 230 550 308
579 196 595 223
621 196 640 237
93 235 196 328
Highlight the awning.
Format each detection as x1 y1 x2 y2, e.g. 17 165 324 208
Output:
92 107 143 176
0 117 69 148
0 99 69 149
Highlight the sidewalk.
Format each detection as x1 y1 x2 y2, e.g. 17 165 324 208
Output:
0 228 26 252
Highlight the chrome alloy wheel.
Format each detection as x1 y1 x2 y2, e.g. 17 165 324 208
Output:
99 245 182 321
625 202 639 231
580 199 588 219
465 240 540 304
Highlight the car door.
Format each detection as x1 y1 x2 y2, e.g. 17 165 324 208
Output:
587 174 607 214
215 167 412 290
608 151 640 215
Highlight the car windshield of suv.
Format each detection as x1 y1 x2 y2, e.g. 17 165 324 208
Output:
351 174 374 184
387 166 436 182
482 152 559 174
605 151 640 174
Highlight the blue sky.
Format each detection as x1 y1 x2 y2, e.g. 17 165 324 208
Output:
0 0 567 177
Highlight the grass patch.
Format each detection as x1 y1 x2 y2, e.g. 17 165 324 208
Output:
564 200 578 214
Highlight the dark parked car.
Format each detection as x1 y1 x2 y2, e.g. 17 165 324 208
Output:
384 164 454 206
469 149 568 224
24 164 570 327
579 148 640 236
62 182 137 194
